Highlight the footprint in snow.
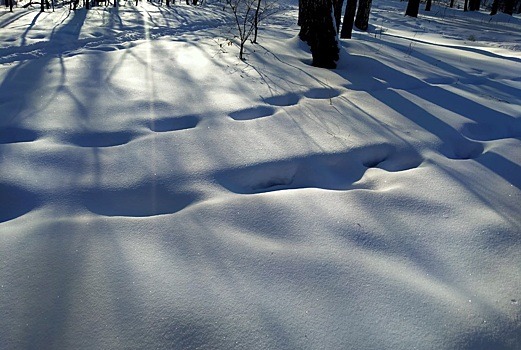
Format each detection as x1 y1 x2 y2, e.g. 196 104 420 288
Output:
303 87 342 100
0 127 38 144
148 115 200 132
0 183 40 223
461 120 521 142
65 130 135 148
263 92 301 107
81 185 200 217
232 88 341 122
216 144 423 194
229 106 276 121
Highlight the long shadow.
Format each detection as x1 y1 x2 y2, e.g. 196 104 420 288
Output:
382 32 521 64
0 9 90 65
321 38 521 228
474 150 521 189
0 7 38 27
357 34 521 105
334 48 520 162
0 216 154 348
20 11 42 46
0 9 88 222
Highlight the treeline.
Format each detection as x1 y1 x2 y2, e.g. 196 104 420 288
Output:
298 0 521 69
1 0 203 12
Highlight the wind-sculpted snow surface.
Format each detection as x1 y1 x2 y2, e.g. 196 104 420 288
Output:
1 1 520 349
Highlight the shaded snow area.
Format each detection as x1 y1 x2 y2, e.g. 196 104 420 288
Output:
1 0 520 348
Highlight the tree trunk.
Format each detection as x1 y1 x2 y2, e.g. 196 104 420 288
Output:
239 41 245 60
340 0 357 39
405 0 420 17
463 0 468 11
468 0 479 11
449 0 454 8
504 0 515 14
354 0 372 31
425 0 431 11
298 0 303 26
300 0 339 69
299 0 312 41
41 0 45 11
333 0 344 32
253 0 261 43
490 0 499 14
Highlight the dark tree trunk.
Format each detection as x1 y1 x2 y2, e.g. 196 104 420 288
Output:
449 0 454 7
9 0 13 11
405 0 420 17
41 0 45 11
340 0 357 39
299 0 311 41
86 0 90 9
504 0 515 14
468 0 479 11
490 0 499 14
464 0 468 11
425 0 432 11
333 0 344 32
253 0 261 43
298 0 303 26
300 0 340 69
354 0 372 30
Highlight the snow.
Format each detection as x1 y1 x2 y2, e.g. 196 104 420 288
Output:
1 0 520 348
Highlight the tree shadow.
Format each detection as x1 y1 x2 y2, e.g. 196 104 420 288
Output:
0 217 159 348
334 43 520 185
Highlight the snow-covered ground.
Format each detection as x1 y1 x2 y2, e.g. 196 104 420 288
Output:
1 0 520 348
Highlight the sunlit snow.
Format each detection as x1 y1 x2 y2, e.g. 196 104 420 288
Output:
1 0 520 349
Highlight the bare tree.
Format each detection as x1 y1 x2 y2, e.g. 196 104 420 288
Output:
226 0 272 59
252 0 262 43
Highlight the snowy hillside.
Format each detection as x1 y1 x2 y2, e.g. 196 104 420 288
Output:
1 0 520 349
